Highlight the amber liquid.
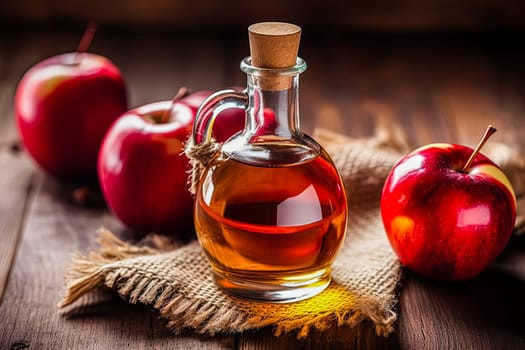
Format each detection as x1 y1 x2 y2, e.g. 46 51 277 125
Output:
194 146 347 301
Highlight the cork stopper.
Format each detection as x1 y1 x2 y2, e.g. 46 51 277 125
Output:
248 22 301 90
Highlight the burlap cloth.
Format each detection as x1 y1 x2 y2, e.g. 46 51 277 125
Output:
58 126 525 338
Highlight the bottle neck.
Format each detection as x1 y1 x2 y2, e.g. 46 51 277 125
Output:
239 57 306 143
245 74 300 141
220 58 317 166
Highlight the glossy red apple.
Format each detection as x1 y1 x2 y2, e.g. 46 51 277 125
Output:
380 126 516 281
98 101 195 236
15 24 127 182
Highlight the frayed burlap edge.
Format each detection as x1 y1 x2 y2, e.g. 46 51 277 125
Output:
58 228 399 338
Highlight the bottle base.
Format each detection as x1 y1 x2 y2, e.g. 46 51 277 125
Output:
213 268 331 303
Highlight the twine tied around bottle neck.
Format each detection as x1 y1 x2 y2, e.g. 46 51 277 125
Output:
184 138 221 195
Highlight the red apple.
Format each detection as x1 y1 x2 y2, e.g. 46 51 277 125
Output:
380 128 516 281
181 90 246 142
15 25 127 182
98 100 195 236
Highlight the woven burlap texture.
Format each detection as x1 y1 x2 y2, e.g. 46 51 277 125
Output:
58 128 408 338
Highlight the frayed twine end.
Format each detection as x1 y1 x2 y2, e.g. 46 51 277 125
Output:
184 138 221 195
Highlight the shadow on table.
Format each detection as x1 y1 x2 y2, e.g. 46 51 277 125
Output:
399 235 525 348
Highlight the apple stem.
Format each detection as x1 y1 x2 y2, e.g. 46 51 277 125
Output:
461 125 497 172
74 21 97 64
161 86 191 123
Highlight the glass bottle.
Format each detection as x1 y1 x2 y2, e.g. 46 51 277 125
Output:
190 22 348 302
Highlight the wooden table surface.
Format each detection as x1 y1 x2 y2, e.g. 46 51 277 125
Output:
1 26 524 349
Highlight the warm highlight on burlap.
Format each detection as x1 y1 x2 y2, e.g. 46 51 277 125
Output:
57 127 525 337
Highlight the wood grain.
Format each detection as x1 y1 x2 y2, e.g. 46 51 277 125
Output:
0 40 17 147
0 149 34 302
0 81 18 147
238 324 399 350
0 175 233 349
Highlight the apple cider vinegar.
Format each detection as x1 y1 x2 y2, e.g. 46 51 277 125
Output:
188 22 348 302
194 146 347 301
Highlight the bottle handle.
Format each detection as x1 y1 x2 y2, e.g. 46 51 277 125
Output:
192 88 248 145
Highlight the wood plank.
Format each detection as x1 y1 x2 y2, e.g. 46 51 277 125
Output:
0 82 16 146
0 148 34 301
399 267 525 350
0 31 16 146
239 324 399 350
0 173 234 349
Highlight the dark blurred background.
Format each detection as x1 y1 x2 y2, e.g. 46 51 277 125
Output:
1 0 524 143
1 0 524 33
